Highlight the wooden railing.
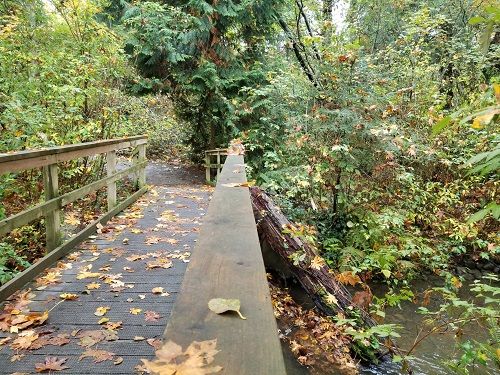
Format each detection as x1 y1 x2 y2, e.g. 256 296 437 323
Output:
204 148 228 182
162 154 286 374
0 135 148 301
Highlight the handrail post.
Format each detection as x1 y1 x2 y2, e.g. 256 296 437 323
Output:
107 150 117 210
43 164 61 253
205 151 211 183
216 151 221 180
137 143 146 188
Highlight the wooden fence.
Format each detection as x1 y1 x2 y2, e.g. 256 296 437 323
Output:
0 135 148 301
204 149 227 182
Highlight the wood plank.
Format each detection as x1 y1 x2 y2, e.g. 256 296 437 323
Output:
0 161 146 237
162 155 286 374
0 135 147 175
0 186 147 302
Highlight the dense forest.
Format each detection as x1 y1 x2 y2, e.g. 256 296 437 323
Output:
1 0 499 373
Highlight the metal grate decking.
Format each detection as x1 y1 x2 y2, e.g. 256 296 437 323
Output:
0 180 212 374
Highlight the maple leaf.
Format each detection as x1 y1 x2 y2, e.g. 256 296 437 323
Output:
142 339 223 375
335 271 361 286
103 321 122 331
35 357 69 372
48 333 71 346
310 256 325 270
11 331 39 350
79 349 115 363
86 282 101 290
35 272 61 286
147 338 162 350
144 310 164 322
325 293 338 306
64 212 80 226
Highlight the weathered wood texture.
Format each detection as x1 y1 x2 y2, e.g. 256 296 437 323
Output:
250 186 377 328
204 148 227 182
0 136 148 302
163 155 286 374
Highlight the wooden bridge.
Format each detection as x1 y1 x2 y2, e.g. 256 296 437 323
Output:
0 137 286 374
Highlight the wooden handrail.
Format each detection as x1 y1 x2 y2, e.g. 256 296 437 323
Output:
162 154 286 374
0 136 148 301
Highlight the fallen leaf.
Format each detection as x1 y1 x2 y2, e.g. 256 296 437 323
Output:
151 287 164 294
86 282 101 290
59 293 78 300
145 311 163 322
11 331 39 350
103 321 122 331
147 338 162 350
208 298 247 320
11 353 25 362
142 339 222 375
134 336 145 341
114 357 123 365
98 317 110 325
79 349 115 363
35 357 69 372
94 306 110 316
130 308 141 315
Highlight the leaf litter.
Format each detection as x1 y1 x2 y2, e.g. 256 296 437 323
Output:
0 181 212 372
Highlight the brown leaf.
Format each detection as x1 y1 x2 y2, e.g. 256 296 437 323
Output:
11 332 39 350
144 311 163 322
142 339 223 374
79 348 115 363
35 357 69 372
335 271 361 286
147 338 162 350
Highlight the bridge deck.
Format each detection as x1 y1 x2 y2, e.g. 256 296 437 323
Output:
0 175 212 374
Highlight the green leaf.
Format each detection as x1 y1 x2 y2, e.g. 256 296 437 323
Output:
467 208 490 224
469 16 486 25
381 269 391 278
431 116 451 136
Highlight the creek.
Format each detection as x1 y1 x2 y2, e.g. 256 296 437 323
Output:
279 275 499 375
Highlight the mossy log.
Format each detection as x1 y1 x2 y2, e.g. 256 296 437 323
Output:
250 186 378 329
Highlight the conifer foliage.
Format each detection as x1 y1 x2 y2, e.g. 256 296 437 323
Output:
119 0 286 156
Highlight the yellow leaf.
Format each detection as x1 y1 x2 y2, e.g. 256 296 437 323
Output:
98 317 109 325
451 276 462 288
325 293 338 306
94 306 110 316
471 118 483 129
130 308 141 315
86 282 101 290
494 83 500 103
310 256 324 270
381 269 391 278
60 293 78 300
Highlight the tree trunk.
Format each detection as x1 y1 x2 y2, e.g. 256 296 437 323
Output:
250 186 377 329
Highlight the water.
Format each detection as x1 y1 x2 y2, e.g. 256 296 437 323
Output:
280 276 499 375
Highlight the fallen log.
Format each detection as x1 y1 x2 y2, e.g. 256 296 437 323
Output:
250 186 377 329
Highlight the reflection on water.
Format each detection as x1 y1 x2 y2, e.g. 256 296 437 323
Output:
280 275 499 375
